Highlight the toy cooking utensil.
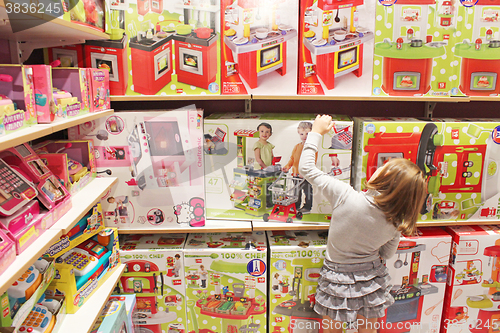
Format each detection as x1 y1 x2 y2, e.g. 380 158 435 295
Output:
394 253 403 268
404 253 408 266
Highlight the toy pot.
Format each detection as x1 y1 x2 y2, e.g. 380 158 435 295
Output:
194 27 213 39
255 28 269 39
334 30 346 41
176 24 192 35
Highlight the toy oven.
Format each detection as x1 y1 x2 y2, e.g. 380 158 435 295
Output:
179 48 204 76
155 48 171 81
90 53 120 84
151 0 163 13
337 47 359 72
257 44 283 73
52 48 79 68
137 0 150 16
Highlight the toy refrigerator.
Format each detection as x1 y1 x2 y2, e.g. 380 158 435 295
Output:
68 108 206 230
371 0 459 97
267 230 328 333
184 232 268 333
297 0 376 97
220 0 299 95
377 227 451 333
352 117 500 224
118 233 187 333
204 113 353 224
441 225 500 333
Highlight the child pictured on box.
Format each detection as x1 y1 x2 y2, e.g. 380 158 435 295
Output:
298 115 427 332
253 122 275 169
283 121 317 213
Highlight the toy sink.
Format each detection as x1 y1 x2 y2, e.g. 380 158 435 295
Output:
455 42 500 60
374 41 446 59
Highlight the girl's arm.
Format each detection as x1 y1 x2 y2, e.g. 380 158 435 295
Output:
379 232 401 259
254 148 267 169
298 132 352 209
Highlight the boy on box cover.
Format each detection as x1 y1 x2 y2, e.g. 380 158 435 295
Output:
283 121 317 213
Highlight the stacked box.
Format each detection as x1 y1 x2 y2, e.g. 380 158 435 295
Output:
118 233 187 333
184 232 268 333
441 225 500 333
267 230 328 333
68 109 206 230
205 113 353 223
352 117 500 223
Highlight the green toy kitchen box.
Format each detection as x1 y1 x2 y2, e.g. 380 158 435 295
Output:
267 230 328 333
118 233 187 333
352 117 500 223
184 232 268 333
204 113 353 224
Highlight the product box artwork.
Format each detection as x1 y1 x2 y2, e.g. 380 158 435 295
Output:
267 230 328 333
352 117 500 223
118 233 187 333
184 232 268 333
204 113 352 223
68 108 206 229
441 225 500 333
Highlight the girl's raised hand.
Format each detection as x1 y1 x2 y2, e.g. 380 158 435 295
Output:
312 114 334 135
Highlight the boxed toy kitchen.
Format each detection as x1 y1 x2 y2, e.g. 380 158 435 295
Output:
267 230 328 333
352 117 500 224
220 0 299 95
118 233 187 333
441 225 500 333
297 0 376 96
371 0 459 97
184 232 267 333
204 113 353 223
68 108 206 230
90 0 221 96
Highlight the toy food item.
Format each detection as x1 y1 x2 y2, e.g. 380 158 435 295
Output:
224 29 236 36
477 76 490 87
400 76 413 87
304 30 315 38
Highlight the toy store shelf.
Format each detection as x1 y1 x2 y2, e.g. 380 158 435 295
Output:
110 95 251 101
469 96 500 101
0 109 113 151
52 177 118 234
0 0 109 44
252 221 329 231
57 264 126 333
0 229 62 296
252 95 471 102
416 220 500 227
118 219 253 234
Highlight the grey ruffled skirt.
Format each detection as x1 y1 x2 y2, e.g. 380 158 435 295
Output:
313 258 394 325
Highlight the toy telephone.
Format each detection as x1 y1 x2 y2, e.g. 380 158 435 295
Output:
57 238 111 289
18 304 56 333
8 265 43 317
0 158 38 216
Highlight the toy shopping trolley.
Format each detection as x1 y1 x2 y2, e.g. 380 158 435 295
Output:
263 172 305 223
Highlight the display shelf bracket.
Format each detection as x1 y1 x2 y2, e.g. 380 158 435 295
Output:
245 98 252 114
425 101 437 118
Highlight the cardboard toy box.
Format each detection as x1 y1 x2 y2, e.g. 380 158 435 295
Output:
91 0 221 97
204 113 352 223
68 109 206 230
220 0 298 95
267 230 328 333
52 67 90 117
184 232 268 333
441 225 500 333
86 68 110 112
451 1 500 97
118 234 187 333
91 299 128 333
0 65 37 136
371 0 459 98
297 0 375 97
352 117 500 223
110 294 138 333
45 228 121 314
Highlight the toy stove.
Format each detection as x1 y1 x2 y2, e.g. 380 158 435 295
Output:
127 117 195 190
84 33 129 95
223 0 297 89
374 0 446 96
172 32 218 90
379 241 438 333
130 32 174 95
364 122 500 217
274 261 323 333
302 0 373 90
455 0 500 96
467 241 500 333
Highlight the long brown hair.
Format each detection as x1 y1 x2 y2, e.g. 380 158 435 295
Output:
365 158 427 236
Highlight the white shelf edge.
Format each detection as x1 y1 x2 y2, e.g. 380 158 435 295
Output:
0 109 114 151
0 229 62 296
252 221 330 231
118 219 253 234
57 264 126 333
52 177 118 234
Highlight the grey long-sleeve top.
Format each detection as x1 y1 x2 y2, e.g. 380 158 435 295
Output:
298 132 400 264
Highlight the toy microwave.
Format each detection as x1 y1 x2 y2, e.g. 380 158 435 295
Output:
46 228 120 314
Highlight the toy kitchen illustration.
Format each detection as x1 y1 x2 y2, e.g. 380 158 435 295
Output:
301 0 374 90
453 0 500 97
223 0 298 89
